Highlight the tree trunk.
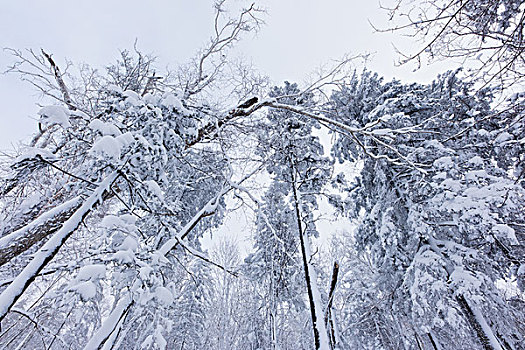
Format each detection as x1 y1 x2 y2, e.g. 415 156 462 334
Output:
455 295 502 350
290 166 329 350
83 294 134 350
0 197 82 266
427 238 503 350
0 172 118 324
325 262 339 349
428 331 440 350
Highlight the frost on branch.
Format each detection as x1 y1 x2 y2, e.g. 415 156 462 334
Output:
0 4 524 349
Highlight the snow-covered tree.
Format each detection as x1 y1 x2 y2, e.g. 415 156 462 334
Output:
329 70 525 349
1 2 524 349
0 2 266 348
248 82 335 349
380 0 525 87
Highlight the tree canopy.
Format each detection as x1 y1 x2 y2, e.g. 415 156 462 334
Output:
0 1 523 349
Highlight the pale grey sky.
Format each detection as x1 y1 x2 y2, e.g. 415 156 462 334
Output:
0 0 452 150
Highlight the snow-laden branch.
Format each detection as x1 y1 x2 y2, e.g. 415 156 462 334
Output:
165 227 238 276
0 196 82 266
218 97 430 172
84 184 230 349
157 186 229 255
83 293 134 350
41 49 76 111
0 171 119 324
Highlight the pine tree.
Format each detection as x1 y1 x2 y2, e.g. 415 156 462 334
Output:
329 70 525 349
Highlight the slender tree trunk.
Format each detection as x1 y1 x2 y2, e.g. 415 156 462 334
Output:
325 262 339 349
427 238 503 350
269 254 278 350
428 331 440 350
455 295 502 350
290 166 329 350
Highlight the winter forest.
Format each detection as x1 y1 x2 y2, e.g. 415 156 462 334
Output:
0 0 524 349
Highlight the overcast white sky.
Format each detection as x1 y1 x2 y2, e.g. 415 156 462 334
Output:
0 0 453 150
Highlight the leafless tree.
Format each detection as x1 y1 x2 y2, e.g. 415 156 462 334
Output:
376 0 525 88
